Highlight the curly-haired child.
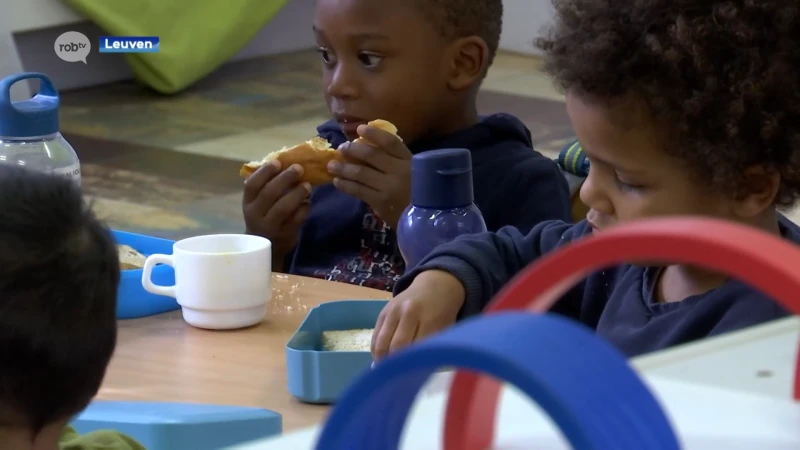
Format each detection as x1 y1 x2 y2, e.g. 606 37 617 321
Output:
370 0 800 360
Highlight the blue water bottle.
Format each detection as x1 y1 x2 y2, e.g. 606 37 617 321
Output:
0 72 81 185
397 148 487 269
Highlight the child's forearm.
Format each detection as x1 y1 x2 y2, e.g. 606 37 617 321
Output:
394 225 541 316
394 220 585 317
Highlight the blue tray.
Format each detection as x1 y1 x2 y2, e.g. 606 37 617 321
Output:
113 230 179 319
71 400 282 450
286 300 388 404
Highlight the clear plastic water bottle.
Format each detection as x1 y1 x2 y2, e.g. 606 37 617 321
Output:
0 72 81 185
397 148 487 269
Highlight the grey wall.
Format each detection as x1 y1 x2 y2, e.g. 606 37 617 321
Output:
499 0 555 56
9 0 315 97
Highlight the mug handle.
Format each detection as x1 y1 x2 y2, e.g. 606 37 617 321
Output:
141 254 176 297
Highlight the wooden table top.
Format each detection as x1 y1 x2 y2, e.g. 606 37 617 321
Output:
98 273 391 431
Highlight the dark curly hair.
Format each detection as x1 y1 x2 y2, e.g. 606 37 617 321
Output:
414 0 503 67
536 0 800 206
0 165 119 431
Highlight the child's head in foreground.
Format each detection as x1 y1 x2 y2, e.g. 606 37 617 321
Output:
537 0 800 233
0 166 119 447
313 0 502 142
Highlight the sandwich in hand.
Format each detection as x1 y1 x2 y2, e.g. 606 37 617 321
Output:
239 119 399 186
352 119 398 144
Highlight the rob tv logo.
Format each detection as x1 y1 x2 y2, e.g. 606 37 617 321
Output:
54 31 91 64
99 36 160 53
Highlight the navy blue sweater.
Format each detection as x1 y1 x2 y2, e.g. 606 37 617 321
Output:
284 114 572 291
395 217 796 356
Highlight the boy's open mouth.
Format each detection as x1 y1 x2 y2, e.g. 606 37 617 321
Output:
335 114 368 137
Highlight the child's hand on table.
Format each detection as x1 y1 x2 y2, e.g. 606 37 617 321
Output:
242 161 311 271
327 123 411 229
371 270 466 361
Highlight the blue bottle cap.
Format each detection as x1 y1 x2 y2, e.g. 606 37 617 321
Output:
411 148 474 209
0 72 60 138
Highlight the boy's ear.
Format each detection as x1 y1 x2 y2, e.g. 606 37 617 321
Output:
446 36 489 91
732 165 780 218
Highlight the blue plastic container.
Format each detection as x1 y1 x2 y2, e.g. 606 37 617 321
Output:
286 300 388 404
71 400 282 450
112 230 179 319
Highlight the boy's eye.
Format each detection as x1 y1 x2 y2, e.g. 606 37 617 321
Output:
358 52 383 68
614 176 644 193
317 47 335 65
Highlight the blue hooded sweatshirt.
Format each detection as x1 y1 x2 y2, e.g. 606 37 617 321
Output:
394 217 795 356
283 113 572 291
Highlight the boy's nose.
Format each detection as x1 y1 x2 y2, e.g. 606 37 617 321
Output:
579 170 614 216
326 65 358 100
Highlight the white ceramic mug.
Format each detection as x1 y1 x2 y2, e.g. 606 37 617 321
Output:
141 234 272 330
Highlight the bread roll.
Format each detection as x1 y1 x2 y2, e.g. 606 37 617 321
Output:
117 244 146 270
239 119 399 186
354 119 399 144
239 136 343 185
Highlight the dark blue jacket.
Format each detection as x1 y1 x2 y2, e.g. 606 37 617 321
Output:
285 114 572 291
395 217 795 356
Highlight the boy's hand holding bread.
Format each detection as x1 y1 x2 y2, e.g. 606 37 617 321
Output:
239 119 399 186
242 160 312 271
241 119 404 269
327 121 412 229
